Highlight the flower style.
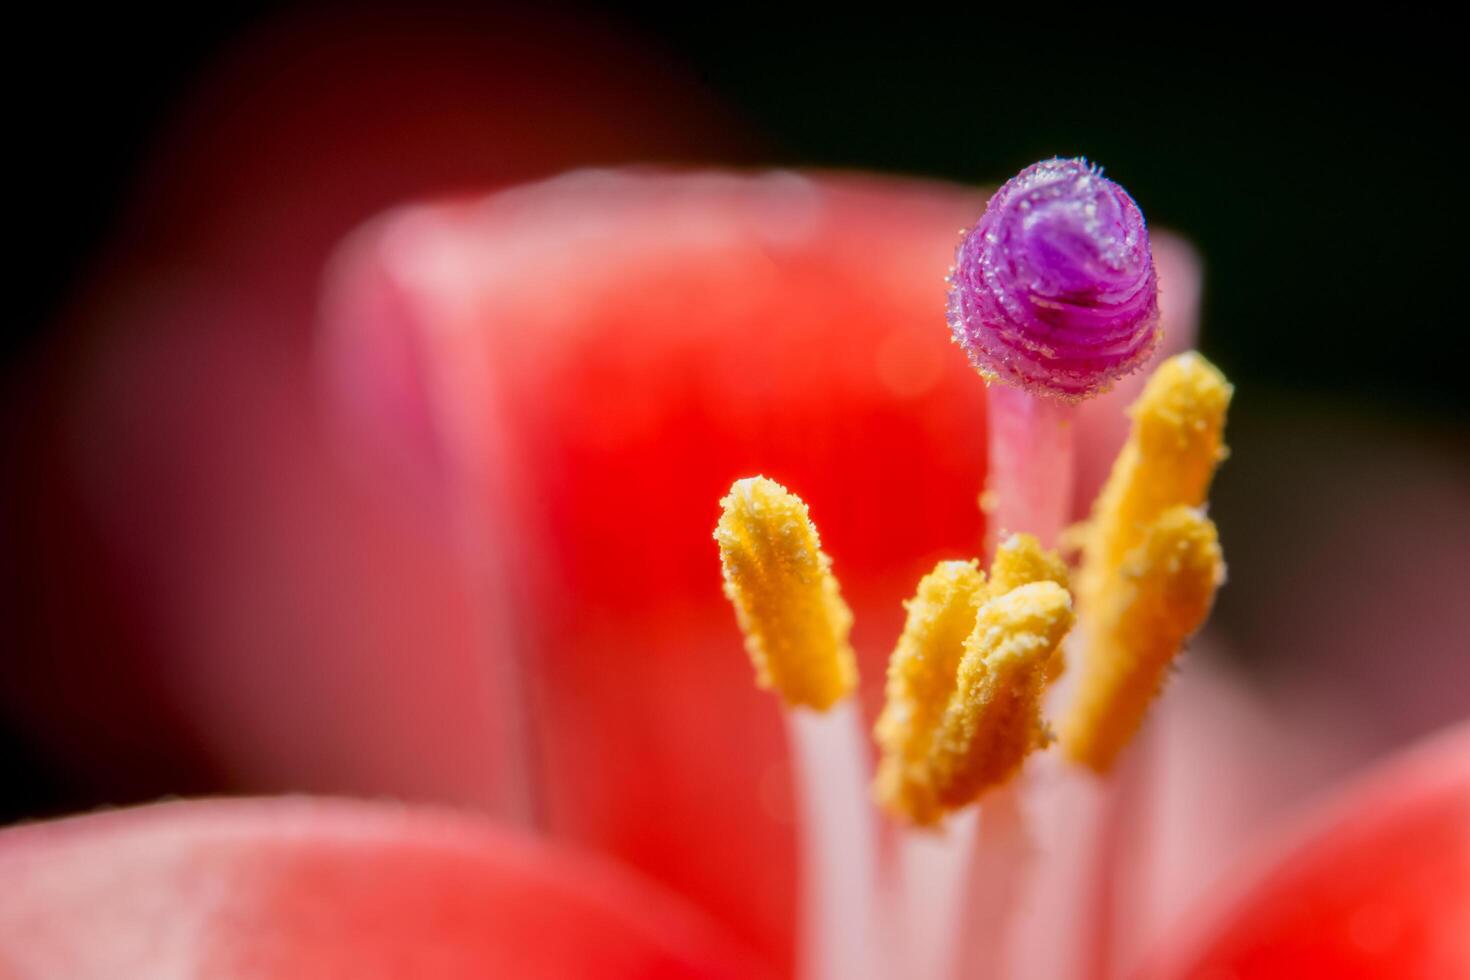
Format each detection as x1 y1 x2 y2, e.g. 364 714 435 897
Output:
2 169 1467 979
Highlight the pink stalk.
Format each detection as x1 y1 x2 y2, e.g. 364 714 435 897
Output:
1003 728 1150 980
952 785 1031 980
1002 750 1104 979
944 385 1076 980
984 385 1075 555
786 701 885 980
1084 720 1157 980
898 387 1076 980
900 810 978 980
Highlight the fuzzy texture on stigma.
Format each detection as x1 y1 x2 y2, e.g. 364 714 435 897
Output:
947 158 1160 400
1063 352 1233 771
875 535 1071 825
715 477 857 711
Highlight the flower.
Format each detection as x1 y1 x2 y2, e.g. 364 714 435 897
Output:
316 169 1210 966
4 167 1467 978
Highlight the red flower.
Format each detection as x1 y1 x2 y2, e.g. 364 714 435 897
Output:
315 169 1207 964
5 167 1465 978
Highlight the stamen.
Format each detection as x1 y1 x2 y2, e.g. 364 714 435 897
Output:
1076 351 1232 615
990 534 1071 683
786 701 885 980
715 476 857 711
715 476 880 980
874 536 1071 826
1062 506 1224 772
927 582 1075 807
876 552 1071 980
1062 351 1232 773
988 533 1069 594
874 560 988 826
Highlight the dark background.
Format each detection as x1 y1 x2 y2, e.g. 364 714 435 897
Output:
5 6 1466 821
11 10 1464 412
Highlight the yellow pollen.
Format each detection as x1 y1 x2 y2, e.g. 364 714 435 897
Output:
873 560 988 824
927 582 1074 809
1077 351 1232 615
1061 507 1224 772
715 476 857 711
874 536 1073 825
989 532 1069 594
1064 351 1233 772
990 533 1071 682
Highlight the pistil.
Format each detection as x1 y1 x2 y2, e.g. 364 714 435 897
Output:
948 157 1162 554
937 158 1164 979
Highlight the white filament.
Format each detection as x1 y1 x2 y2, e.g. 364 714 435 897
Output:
786 700 884 980
900 807 978 980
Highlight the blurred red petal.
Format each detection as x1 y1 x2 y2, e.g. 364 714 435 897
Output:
0 798 768 979
1139 721 1470 980
322 169 1202 965
3 8 739 809
121 7 746 305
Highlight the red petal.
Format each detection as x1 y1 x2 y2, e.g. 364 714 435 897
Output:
4 9 736 812
0 798 769 979
1139 721 1470 980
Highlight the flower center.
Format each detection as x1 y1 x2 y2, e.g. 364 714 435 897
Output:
713 159 1231 980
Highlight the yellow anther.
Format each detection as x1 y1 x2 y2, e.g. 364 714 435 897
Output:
1077 351 1232 616
1063 507 1224 772
874 538 1073 824
874 560 988 824
1061 353 1231 771
715 476 857 711
990 533 1071 682
989 533 1069 595
927 582 1074 808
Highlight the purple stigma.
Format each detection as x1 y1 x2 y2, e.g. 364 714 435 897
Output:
947 158 1161 400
